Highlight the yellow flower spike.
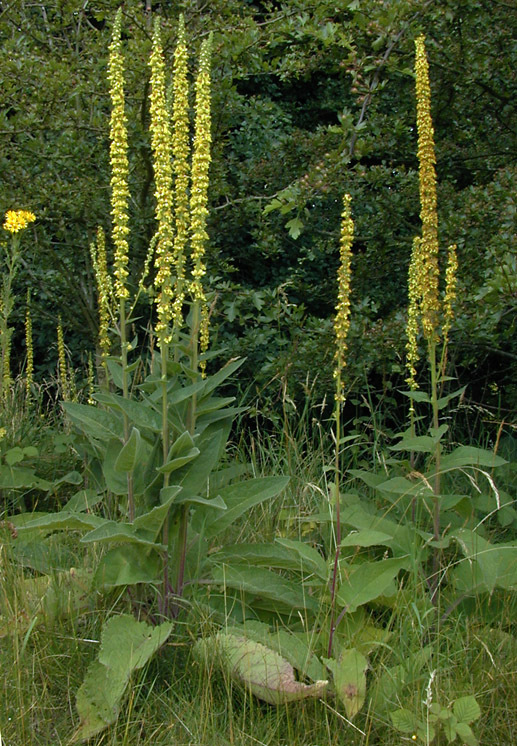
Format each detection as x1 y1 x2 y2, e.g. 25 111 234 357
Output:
415 35 440 342
149 17 175 344
442 243 458 346
57 315 71 402
405 236 423 393
25 289 34 397
190 34 213 372
108 8 130 301
3 210 36 234
172 15 190 332
333 193 354 404
94 227 112 361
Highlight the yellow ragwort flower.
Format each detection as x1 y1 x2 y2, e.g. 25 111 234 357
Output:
3 210 36 233
405 236 423 391
442 243 458 345
108 8 130 300
25 288 34 396
190 34 213 368
333 193 354 404
149 18 175 343
415 35 440 342
171 15 190 331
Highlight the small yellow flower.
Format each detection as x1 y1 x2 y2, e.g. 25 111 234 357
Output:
0 426 6 440
3 210 36 233
334 193 354 404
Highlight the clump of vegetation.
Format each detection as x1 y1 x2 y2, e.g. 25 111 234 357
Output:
0 7 515 746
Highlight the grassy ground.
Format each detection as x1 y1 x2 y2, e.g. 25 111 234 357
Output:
1 404 516 746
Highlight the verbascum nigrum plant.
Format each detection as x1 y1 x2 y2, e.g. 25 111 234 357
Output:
149 17 175 347
57 315 71 402
171 14 190 334
25 289 33 397
107 8 130 305
89 226 112 368
328 192 354 656
190 33 213 374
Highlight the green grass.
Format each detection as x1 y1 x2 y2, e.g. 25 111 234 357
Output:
1 403 516 746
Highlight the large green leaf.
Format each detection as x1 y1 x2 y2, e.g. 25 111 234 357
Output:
114 427 143 473
93 545 161 588
324 648 368 719
64 402 123 442
197 476 290 537
99 614 173 675
80 521 163 549
16 511 105 533
193 633 328 704
340 529 394 548
453 695 481 724
62 489 104 513
156 447 200 474
275 538 328 580
441 446 506 470
73 659 127 741
73 615 172 742
94 393 162 432
224 621 327 682
451 529 517 592
211 564 319 613
336 557 408 613
0 465 51 491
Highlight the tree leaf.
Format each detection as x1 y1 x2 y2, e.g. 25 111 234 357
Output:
324 648 368 719
193 633 328 704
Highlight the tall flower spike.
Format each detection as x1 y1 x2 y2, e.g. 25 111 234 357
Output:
25 289 33 397
405 236 423 392
108 8 130 301
190 34 213 370
149 18 174 343
92 227 112 361
334 193 354 404
415 35 440 343
57 315 70 402
442 243 458 346
171 15 190 332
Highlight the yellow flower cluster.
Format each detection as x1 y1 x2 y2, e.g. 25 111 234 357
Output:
108 8 130 301
171 15 190 332
149 19 174 343
334 193 354 404
190 35 213 365
3 210 36 233
414 35 440 342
